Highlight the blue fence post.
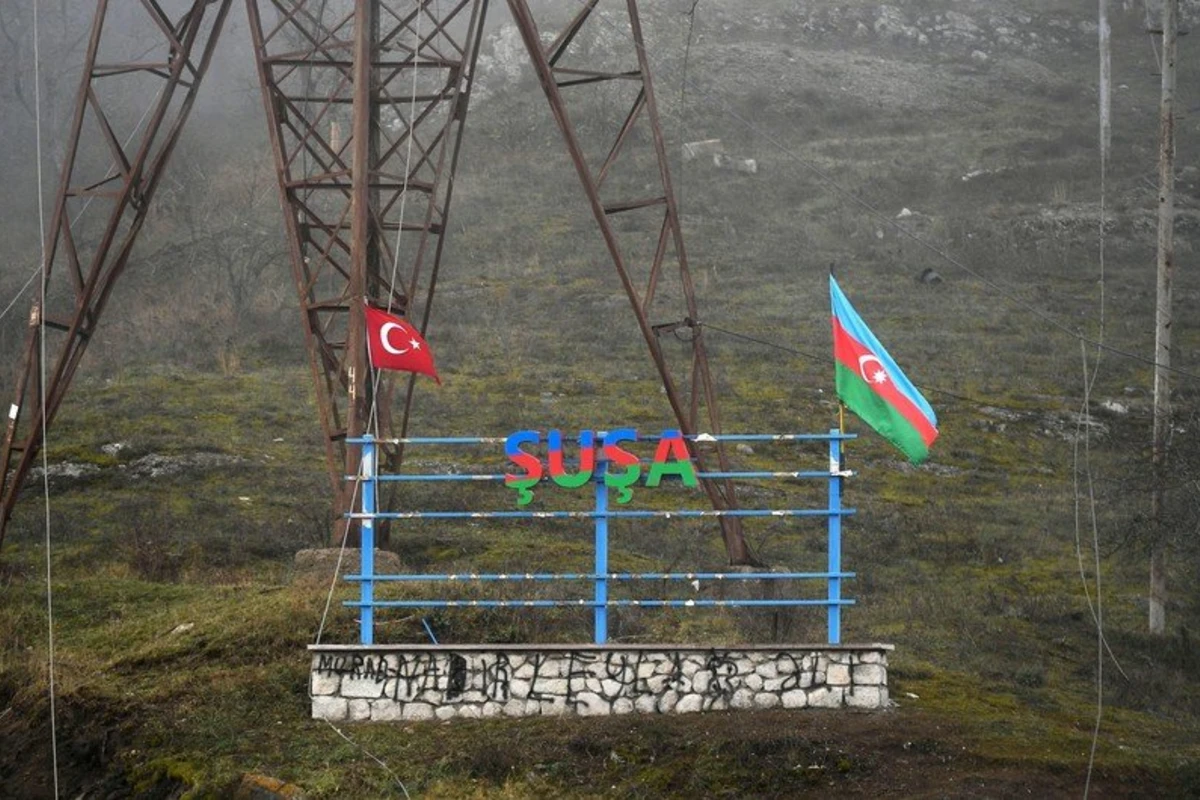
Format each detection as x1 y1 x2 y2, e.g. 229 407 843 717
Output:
594 457 608 644
360 434 376 646
827 429 842 645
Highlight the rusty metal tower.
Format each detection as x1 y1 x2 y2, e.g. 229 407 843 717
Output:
0 0 753 564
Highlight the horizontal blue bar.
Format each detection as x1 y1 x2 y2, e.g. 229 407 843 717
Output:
347 433 857 446
347 436 508 445
361 473 509 482
694 471 841 480
351 469 844 483
341 571 857 582
347 508 855 521
344 598 856 609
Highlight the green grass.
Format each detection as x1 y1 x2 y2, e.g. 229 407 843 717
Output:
1 352 1197 796
5 2 1200 796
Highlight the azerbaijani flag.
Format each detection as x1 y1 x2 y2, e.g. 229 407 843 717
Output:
831 275 938 464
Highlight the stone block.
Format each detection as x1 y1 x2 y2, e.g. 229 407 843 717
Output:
370 700 403 722
435 705 458 720
502 699 525 717
457 705 482 719
781 690 808 709
675 694 704 713
573 692 607 716
827 664 851 686
635 694 658 714
681 658 702 677
744 674 764 691
601 679 624 699
342 676 388 699
691 671 711 694
845 687 882 709
347 699 371 721
853 664 885 686
402 703 435 721
858 651 883 664
312 696 348 721
481 702 503 718
807 687 844 709
657 690 679 713
509 678 531 699
311 671 341 696
528 659 556 679
612 698 634 715
754 692 781 710
757 660 779 679
731 689 755 710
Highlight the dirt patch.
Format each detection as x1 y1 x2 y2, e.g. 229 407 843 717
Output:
0 689 132 800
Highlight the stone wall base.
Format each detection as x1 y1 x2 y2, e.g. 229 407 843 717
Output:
309 643 892 721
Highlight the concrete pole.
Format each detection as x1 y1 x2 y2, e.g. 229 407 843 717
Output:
1150 0 1177 636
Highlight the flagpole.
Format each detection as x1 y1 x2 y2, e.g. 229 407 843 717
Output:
838 403 845 435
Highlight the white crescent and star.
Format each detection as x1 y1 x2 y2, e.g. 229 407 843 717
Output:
379 321 421 356
858 354 889 385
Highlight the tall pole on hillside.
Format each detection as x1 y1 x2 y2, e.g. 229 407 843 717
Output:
343 0 381 548
1150 0 1177 636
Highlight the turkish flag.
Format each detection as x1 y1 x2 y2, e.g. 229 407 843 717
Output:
365 304 441 384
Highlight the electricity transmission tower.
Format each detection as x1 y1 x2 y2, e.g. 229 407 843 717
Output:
0 0 753 565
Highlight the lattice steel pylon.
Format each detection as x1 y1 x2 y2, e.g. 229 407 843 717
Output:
1 0 754 565
0 0 234 551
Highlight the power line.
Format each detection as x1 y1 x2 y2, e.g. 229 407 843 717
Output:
1082 7 1114 794
31 0 60 795
702 320 1059 412
1 77 167 328
0 267 41 326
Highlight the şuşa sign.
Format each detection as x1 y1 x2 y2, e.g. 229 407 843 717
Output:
504 429 698 506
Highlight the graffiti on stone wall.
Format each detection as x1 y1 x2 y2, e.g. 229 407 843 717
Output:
313 648 858 714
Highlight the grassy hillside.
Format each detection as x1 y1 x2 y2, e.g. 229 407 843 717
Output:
3 1 1200 797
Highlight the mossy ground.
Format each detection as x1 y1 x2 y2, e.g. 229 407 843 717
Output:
2 361 1198 798
4 3 1200 797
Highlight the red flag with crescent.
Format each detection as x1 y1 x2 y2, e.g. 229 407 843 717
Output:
365 304 441 384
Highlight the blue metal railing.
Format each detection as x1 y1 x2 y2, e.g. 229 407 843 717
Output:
344 431 856 646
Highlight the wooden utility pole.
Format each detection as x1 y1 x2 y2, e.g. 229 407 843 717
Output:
1150 0 1177 636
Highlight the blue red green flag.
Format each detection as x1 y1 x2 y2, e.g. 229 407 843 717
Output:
830 275 938 463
